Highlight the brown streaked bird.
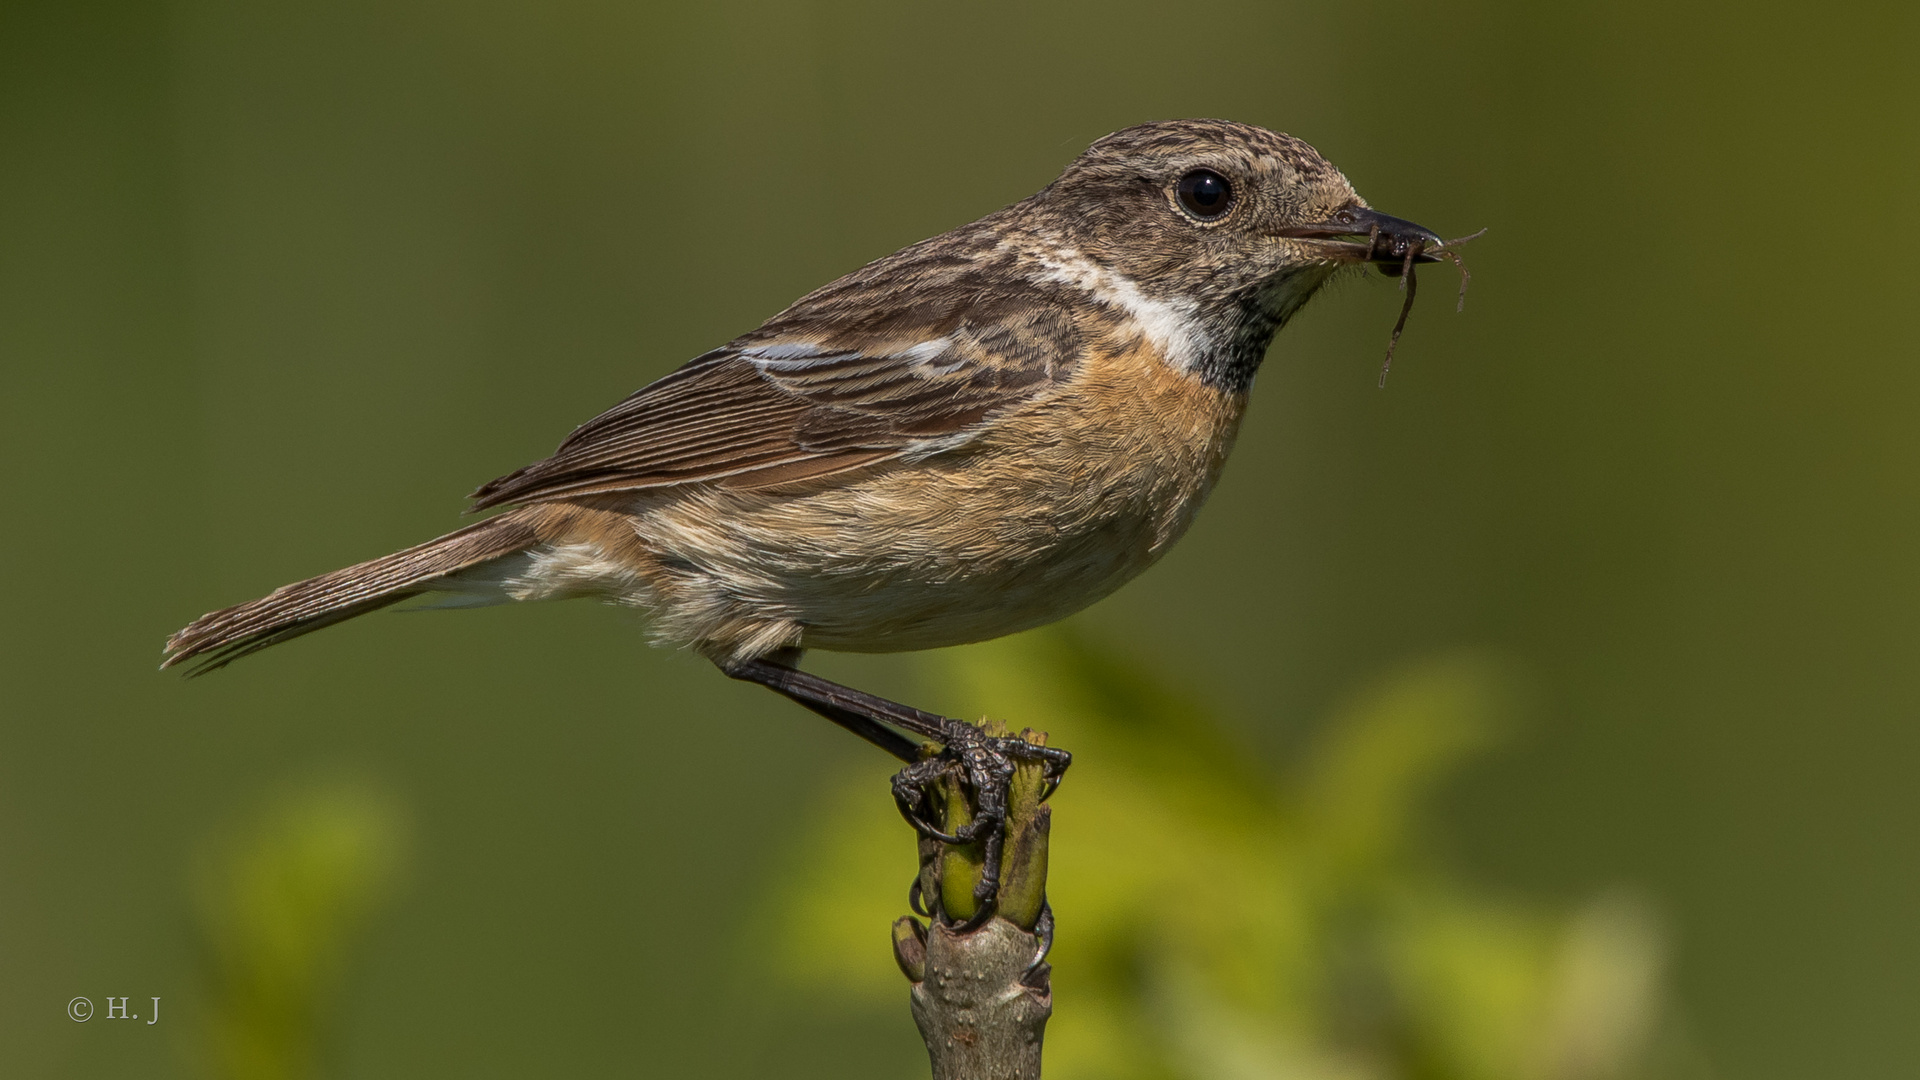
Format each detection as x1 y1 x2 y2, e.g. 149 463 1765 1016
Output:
166 119 1452 918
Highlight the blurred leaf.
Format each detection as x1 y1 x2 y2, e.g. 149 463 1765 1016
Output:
193 776 407 1080
756 628 1705 1080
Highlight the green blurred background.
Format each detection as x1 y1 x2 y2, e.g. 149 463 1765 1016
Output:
3 0 1916 1076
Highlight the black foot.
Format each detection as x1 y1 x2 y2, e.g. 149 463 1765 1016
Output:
717 652 1070 929
890 717 1070 929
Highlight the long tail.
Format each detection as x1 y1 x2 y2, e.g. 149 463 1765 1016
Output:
164 513 541 675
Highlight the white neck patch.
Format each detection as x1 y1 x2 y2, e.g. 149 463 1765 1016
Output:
1037 252 1212 373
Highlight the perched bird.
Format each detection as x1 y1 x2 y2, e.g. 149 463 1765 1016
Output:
166 119 1449 913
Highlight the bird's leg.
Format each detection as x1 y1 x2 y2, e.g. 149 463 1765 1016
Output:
719 652 1071 927
721 651 925 762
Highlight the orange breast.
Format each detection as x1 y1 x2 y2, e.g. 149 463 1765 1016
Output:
761 338 1248 653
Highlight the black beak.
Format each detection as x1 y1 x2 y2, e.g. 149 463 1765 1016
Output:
1276 206 1446 265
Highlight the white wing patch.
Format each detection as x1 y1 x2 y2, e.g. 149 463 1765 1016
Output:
740 342 861 369
741 338 961 376
897 337 966 376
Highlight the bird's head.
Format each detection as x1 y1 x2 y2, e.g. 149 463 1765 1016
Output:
1032 119 1448 375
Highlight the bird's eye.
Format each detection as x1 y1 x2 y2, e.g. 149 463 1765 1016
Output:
1175 169 1234 221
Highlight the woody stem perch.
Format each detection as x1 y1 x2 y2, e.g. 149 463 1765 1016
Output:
891 723 1056 1080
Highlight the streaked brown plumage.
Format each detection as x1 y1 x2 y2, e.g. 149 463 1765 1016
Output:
166 118 1447 698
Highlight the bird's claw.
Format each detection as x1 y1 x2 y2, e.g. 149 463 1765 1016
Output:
890 717 1071 929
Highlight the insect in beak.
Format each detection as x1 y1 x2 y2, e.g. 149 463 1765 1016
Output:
1278 209 1487 386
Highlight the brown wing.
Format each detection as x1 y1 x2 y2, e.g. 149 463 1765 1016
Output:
469 241 1082 510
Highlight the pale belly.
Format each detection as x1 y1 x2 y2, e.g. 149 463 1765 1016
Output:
749 467 1193 654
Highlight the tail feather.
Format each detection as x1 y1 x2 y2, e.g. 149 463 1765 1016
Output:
164 514 539 675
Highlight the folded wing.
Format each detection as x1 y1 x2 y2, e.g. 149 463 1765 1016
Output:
469 266 1082 509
